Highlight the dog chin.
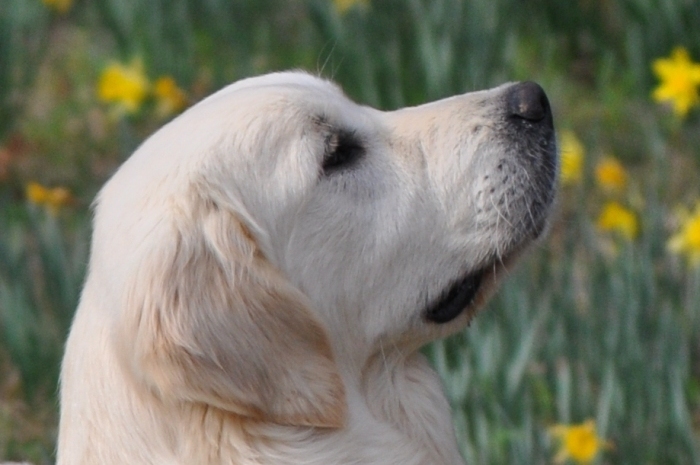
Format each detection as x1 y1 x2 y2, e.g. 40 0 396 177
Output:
424 213 551 327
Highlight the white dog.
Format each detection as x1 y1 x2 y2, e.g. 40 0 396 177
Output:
57 72 557 464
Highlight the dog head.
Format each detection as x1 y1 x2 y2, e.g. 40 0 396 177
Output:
91 72 556 429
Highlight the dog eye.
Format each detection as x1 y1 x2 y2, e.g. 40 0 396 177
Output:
322 131 364 175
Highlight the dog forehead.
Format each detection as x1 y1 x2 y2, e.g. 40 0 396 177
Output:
200 71 346 108
233 71 342 92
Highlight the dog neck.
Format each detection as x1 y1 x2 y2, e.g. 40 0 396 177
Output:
177 352 465 465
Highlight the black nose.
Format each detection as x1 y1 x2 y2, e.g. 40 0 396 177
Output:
506 81 550 122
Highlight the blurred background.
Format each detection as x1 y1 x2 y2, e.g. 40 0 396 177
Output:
1 0 700 463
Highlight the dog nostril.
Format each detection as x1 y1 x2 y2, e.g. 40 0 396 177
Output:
507 81 550 122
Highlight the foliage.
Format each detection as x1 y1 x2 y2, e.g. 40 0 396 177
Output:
1 0 700 463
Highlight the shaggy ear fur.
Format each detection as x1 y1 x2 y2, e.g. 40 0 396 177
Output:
116 197 347 428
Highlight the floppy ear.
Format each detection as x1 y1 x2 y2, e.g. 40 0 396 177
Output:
116 198 346 428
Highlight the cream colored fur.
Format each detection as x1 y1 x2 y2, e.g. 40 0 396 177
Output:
57 72 557 464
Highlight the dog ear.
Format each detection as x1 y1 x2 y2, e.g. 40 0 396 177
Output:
117 199 346 428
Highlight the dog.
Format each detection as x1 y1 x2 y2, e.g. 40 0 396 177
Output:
57 71 557 464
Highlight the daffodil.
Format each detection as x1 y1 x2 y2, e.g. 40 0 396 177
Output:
596 201 638 240
595 156 627 193
26 182 50 205
334 0 369 14
154 76 188 118
652 47 700 118
26 182 73 214
550 419 609 464
559 130 584 186
97 58 150 114
43 0 73 14
668 202 700 266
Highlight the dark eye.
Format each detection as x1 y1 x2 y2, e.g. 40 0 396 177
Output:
322 131 364 175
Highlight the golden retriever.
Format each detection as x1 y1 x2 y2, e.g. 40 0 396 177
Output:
57 72 557 464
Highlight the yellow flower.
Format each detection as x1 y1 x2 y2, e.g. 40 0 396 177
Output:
652 47 700 118
42 0 73 13
26 182 73 214
26 182 50 205
596 201 638 240
334 0 369 14
595 156 627 193
154 76 188 117
559 130 584 186
668 202 700 266
97 58 150 114
46 187 72 210
550 419 609 464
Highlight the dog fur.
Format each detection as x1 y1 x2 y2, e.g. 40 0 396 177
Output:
57 72 557 464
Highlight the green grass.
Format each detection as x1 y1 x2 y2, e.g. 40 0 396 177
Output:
1 0 700 463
